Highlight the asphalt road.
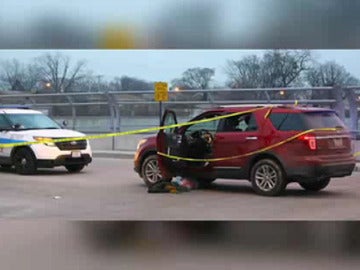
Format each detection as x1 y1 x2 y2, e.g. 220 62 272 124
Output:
0 158 359 219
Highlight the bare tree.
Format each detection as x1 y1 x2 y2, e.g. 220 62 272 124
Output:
72 73 116 92
35 53 87 92
120 76 153 91
225 55 264 100
172 67 214 89
306 61 360 128
225 50 311 100
307 61 358 88
109 77 122 91
306 61 359 100
171 67 215 100
261 50 311 88
0 59 41 91
226 50 311 90
225 55 262 88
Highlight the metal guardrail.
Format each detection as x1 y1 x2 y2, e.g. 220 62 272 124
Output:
1 86 359 133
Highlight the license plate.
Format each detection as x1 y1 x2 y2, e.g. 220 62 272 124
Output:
333 138 343 148
71 151 81 158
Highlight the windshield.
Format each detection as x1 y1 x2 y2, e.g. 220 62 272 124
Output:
5 113 61 130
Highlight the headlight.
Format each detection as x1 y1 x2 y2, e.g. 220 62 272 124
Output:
33 136 55 146
136 139 147 150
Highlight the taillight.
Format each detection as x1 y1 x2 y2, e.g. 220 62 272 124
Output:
298 134 317 150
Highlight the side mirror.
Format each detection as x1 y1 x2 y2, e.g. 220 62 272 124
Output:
62 120 68 127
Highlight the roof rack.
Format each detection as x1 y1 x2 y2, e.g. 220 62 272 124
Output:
0 105 31 109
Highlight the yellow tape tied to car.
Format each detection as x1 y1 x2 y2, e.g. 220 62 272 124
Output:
157 127 342 162
0 105 359 160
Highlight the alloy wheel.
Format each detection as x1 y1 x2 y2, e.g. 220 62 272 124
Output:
144 158 162 184
255 164 278 192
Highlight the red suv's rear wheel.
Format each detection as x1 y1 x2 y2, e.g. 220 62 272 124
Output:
250 159 287 196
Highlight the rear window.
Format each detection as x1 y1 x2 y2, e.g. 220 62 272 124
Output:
303 111 345 129
269 111 345 131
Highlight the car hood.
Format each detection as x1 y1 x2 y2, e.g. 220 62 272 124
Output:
15 129 86 138
142 133 157 139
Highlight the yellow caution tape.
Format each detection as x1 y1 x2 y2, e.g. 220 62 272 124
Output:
264 107 273 119
157 127 342 162
0 103 359 160
0 107 264 148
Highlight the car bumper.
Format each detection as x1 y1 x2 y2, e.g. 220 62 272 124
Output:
134 150 143 177
134 165 140 175
287 162 355 182
30 142 92 160
37 154 92 168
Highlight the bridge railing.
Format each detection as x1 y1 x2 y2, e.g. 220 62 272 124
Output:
0 86 359 134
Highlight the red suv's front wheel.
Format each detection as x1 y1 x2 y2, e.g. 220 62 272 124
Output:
250 159 287 196
141 155 172 186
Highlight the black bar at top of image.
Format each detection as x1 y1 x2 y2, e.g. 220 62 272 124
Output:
1 0 360 49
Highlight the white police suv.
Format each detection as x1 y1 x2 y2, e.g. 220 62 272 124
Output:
0 106 92 174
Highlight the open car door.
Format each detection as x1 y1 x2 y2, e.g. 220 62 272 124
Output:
156 109 181 179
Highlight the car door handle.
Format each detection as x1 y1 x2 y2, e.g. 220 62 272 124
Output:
245 136 258 140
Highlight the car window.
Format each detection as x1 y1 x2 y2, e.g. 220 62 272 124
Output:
4 113 60 130
219 113 258 132
278 114 307 131
269 113 307 131
185 114 220 135
303 111 345 129
0 115 11 130
268 113 288 129
163 111 177 134
269 111 343 131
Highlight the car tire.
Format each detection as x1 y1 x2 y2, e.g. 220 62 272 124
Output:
299 178 331 191
250 158 287 196
13 148 37 175
65 164 85 173
141 155 170 186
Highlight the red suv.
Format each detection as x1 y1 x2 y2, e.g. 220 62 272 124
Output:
134 105 355 196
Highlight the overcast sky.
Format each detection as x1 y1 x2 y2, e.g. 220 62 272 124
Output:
0 50 360 85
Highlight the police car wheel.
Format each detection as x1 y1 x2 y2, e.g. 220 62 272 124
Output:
65 164 85 173
13 148 37 175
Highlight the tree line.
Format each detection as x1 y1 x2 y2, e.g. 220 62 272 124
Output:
0 50 358 94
